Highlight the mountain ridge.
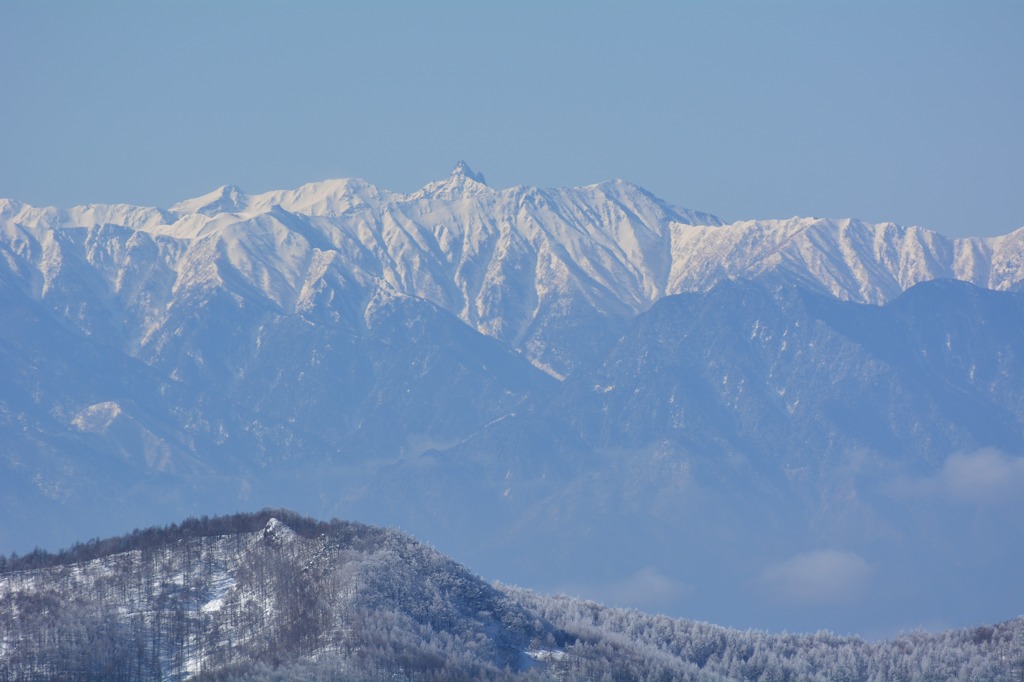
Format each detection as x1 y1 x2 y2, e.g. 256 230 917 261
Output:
3 510 1021 681
4 166 1024 384
3 167 1024 635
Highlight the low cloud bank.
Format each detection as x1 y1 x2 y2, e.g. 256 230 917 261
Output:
758 549 873 605
564 567 689 612
894 448 1024 504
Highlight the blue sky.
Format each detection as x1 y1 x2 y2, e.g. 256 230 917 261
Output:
2 1 1021 236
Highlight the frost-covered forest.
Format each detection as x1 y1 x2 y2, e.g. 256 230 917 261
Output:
1 510 1020 681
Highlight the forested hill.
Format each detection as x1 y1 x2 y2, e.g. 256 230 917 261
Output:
0 509 356 573
0 510 552 680
1 511 1021 681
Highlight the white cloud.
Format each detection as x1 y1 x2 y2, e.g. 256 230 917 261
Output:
565 567 688 612
601 567 688 608
895 448 1024 504
758 549 873 605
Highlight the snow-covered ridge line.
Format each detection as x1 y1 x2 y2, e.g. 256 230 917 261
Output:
2 163 1022 376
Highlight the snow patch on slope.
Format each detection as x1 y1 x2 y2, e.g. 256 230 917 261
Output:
71 402 123 433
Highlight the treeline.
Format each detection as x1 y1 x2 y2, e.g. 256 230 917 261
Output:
0 515 335 680
509 587 1024 682
0 509 372 574
0 511 552 681
2 511 1021 681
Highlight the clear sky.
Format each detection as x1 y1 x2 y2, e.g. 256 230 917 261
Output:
2 1 1021 236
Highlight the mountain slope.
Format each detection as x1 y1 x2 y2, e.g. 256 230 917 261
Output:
3 164 1022 379
556 279 1024 462
0 510 554 681
2 511 1021 682
345 280 1024 635
2 167 1024 635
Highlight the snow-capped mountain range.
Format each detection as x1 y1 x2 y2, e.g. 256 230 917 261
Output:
2 163 1023 635
3 162 1021 377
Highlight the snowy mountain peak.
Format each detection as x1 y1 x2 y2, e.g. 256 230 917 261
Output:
451 160 487 185
0 198 22 221
414 161 491 199
171 184 250 216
